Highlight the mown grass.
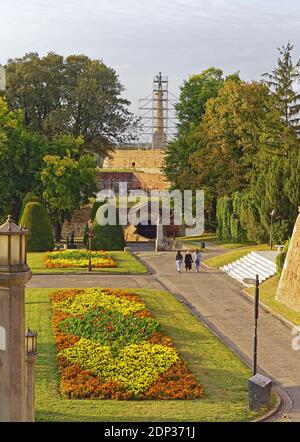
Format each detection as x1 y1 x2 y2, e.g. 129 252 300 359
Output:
203 244 269 268
27 251 147 274
25 287 265 422
245 276 300 326
177 233 258 251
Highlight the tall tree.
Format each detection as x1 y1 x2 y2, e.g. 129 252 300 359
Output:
41 153 97 241
175 67 226 135
184 80 274 195
164 68 239 188
4 52 137 157
262 43 300 128
0 97 46 220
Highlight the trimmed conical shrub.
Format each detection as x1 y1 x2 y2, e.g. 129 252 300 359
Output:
83 201 107 245
20 202 55 252
19 192 44 224
91 204 126 251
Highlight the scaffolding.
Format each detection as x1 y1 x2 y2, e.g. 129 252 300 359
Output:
138 73 177 149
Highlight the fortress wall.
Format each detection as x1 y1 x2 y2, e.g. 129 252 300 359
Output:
103 149 166 173
276 210 300 312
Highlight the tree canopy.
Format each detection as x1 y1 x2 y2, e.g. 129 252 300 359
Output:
4 52 137 157
41 152 97 241
163 44 300 240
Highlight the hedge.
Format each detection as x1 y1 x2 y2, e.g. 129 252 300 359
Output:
20 202 54 252
19 192 44 224
91 204 126 251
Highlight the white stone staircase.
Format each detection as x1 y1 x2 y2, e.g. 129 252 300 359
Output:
221 251 279 287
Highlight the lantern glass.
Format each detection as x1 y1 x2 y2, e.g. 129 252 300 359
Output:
11 234 21 265
25 328 37 356
21 235 26 264
0 235 8 265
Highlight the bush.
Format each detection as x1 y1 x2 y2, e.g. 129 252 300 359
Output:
19 192 44 224
91 204 126 251
276 239 290 275
20 202 54 252
83 201 107 245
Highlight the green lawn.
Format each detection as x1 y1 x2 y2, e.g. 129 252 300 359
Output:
25 287 268 422
246 276 300 326
176 233 217 241
203 244 269 268
177 233 258 251
27 251 147 274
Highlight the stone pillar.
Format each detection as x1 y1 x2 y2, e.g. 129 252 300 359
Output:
152 90 167 150
0 271 32 422
155 215 165 252
25 355 37 422
276 208 300 311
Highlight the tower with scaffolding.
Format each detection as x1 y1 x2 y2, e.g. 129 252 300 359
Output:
138 73 177 149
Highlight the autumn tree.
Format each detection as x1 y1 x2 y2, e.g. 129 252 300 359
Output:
164 68 236 188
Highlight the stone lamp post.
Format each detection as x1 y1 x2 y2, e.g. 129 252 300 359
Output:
25 328 38 422
0 215 32 422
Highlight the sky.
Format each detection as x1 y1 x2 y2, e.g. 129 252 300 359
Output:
1 0 300 115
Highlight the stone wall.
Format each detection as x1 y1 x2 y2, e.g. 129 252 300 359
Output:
276 210 300 312
97 171 169 192
61 206 91 239
97 172 142 192
103 149 166 173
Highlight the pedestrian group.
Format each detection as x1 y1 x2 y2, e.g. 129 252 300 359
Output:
175 249 201 273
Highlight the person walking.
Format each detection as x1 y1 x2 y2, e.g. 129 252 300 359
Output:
184 250 193 272
194 249 201 272
175 250 183 273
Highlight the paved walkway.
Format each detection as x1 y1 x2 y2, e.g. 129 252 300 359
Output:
27 246 300 421
135 250 300 422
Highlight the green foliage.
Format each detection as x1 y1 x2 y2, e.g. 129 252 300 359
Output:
19 192 44 223
59 306 160 354
0 97 46 220
164 68 237 188
20 202 54 252
276 240 290 275
41 152 97 241
175 68 226 135
216 197 232 240
165 45 300 243
91 205 126 251
263 43 300 127
5 52 137 156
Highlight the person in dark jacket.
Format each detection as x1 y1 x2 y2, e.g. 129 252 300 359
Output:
176 250 183 273
184 250 193 272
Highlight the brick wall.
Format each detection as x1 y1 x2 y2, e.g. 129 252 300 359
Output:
276 211 300 312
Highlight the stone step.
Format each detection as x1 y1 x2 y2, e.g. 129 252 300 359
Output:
221 251 277 286
242 254 275 275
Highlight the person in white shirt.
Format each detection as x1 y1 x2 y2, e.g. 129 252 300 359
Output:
194 249 201 272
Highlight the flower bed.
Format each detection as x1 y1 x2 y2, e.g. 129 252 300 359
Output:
45 250 116 269
51 288 204 400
